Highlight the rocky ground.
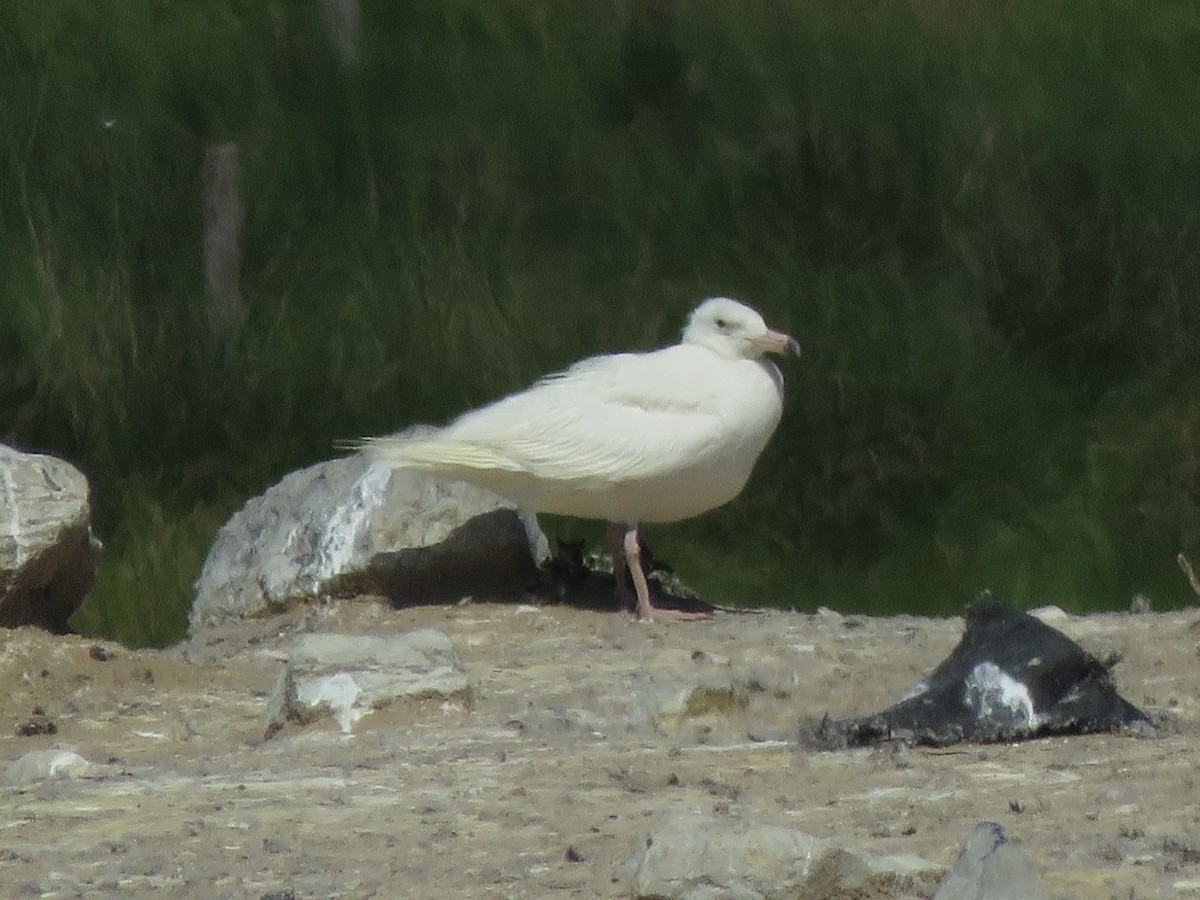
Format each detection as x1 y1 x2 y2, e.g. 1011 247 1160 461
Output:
1 599 1198 898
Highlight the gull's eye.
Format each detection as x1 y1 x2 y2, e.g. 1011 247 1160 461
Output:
714 317 730 331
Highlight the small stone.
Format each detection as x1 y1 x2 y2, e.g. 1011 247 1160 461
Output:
89 644 114 662
933 822 1051 900
5 749 89 787
630 812 937 898
14 718 57 737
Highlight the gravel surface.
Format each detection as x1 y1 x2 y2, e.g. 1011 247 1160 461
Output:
1 599 1197 898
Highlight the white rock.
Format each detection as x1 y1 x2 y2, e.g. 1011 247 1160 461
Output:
295 671 366 733
264 628 470 735
190 452 548 631
5 749 90 787
0 444 101 631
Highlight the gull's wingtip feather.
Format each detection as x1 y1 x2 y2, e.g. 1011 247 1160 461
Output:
334 437 370 455
352 433 523 475
336 424 442 458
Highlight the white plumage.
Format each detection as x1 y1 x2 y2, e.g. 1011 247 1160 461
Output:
363 297 800 621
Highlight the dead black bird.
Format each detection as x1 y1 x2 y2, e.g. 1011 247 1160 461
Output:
803 592 1149 749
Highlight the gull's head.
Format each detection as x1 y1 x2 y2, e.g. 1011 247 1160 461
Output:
681 297 801 361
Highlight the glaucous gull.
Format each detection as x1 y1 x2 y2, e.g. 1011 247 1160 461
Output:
361 297 800 621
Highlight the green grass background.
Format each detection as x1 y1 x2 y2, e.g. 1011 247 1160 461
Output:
2 0 1198 646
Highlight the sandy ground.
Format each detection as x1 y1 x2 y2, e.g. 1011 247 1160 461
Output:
1 599 1198 898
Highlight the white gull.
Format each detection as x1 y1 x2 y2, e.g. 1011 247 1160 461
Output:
361 297 800 621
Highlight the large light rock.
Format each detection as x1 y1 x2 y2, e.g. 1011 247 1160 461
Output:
190 453 548 631
264 628 469 736
630 813 938 899
0 445 101 632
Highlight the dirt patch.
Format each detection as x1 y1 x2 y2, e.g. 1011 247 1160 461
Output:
1 600 1198 898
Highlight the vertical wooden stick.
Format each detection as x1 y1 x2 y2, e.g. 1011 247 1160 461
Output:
203 143 244 338
322 0 361 66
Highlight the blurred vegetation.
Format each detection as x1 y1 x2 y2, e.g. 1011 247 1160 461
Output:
2 0 1198 645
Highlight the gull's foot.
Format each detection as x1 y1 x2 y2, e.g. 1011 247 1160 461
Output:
636 603 713 622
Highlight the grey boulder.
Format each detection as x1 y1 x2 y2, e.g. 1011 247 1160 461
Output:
0 444 101 632
190 452 548 631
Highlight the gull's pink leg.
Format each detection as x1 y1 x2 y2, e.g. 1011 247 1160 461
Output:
607 521 636 613
621 523 711 622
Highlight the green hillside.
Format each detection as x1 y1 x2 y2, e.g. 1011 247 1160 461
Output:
3 0 1198 645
